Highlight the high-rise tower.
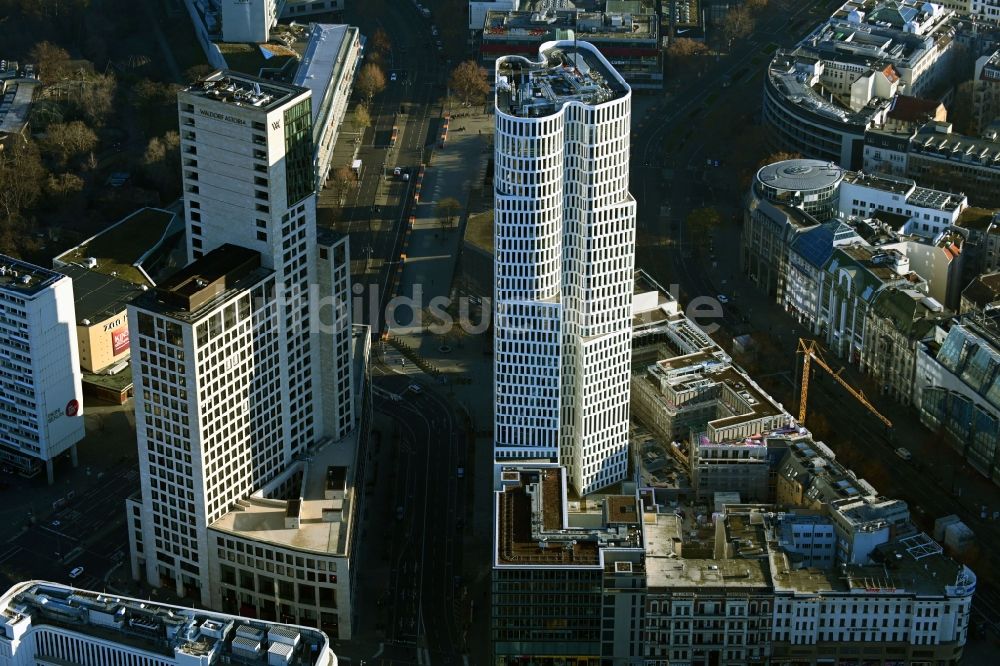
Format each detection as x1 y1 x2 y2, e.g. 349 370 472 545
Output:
177 72 322 450
493 41 636 495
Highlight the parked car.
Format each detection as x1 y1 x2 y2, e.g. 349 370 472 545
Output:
895 447 912 461
68 567 84 579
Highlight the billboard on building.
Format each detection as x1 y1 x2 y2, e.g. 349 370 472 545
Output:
111 326 130 356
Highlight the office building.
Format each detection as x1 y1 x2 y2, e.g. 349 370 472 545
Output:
763 0 957 168
865 121 1000 208
0 580 337 666
127 245 282 605
493 40 635 495
128 71 363 636
743 159 844 300
291 24 362 191
0 65 37 150
219 0 280 43
915 310 1000 484
481 8 661 89
0 256 84 484
491 464 646 665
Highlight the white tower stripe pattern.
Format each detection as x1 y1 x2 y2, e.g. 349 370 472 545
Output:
493 40 636 495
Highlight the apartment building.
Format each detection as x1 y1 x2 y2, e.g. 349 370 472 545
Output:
915 310 1000 484
492 464 646 665
493 40 635 494
0 257 84 484
763 0 958 168
643 507 774 666
0 580 337 666
817 244 927 364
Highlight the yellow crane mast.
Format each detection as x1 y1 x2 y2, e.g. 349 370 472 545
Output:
797 338 893 429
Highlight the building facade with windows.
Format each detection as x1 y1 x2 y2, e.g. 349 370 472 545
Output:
0 580 337 666
127 245 281 606
493 41 635 495
127 71 363 637
763 0 958 169
0 257 84 484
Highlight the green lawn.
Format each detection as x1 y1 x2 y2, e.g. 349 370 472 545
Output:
465 210 494 255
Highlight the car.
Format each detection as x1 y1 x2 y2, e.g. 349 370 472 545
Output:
403 173 410 181
409 383 423 394
51 520 61 527
456 467 465 479
436 41 443 50
895 447 912 461
395 506 404 520
717 294 730 304
393 166 402 177
68 567 84 579
390 72 397 82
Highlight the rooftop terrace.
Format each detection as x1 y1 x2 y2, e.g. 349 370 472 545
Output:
211 328 369 556
495 466 643 567
0 581 332 665
496 41 627 118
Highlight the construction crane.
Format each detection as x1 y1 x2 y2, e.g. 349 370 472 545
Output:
797 338 892 429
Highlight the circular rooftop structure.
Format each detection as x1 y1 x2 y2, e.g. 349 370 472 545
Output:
755 159 846 193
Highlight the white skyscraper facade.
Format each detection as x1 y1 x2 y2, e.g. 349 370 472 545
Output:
0 258 84 484
126 72 361 616
178 72 324 449
493 41 636 495
127 245 280 604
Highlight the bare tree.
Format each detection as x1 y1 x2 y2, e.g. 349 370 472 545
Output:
41 120 98 166
0 139 45 221
721 7 756 49
353 104 371 133
372 28 392 56
745 0 769 11
448 61 490 107
28 41 71 83
665 37 710 77
142 131 181 198
685 207 722 248
77 72 116 127
329 165 357 201
438 197 461 228
355 63 387 105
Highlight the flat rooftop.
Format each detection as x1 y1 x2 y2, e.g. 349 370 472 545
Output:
135 244 271 321
756 159 845 193
54 207 178 286
184 70 309 113
0 255 64 297
957 206 997 232
483 9 656 41
59 265 146 325
291 24 356 129
495 466 643 567
496 42 627 118
769 531 973 597
0 78 36 135
0 580 331 665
